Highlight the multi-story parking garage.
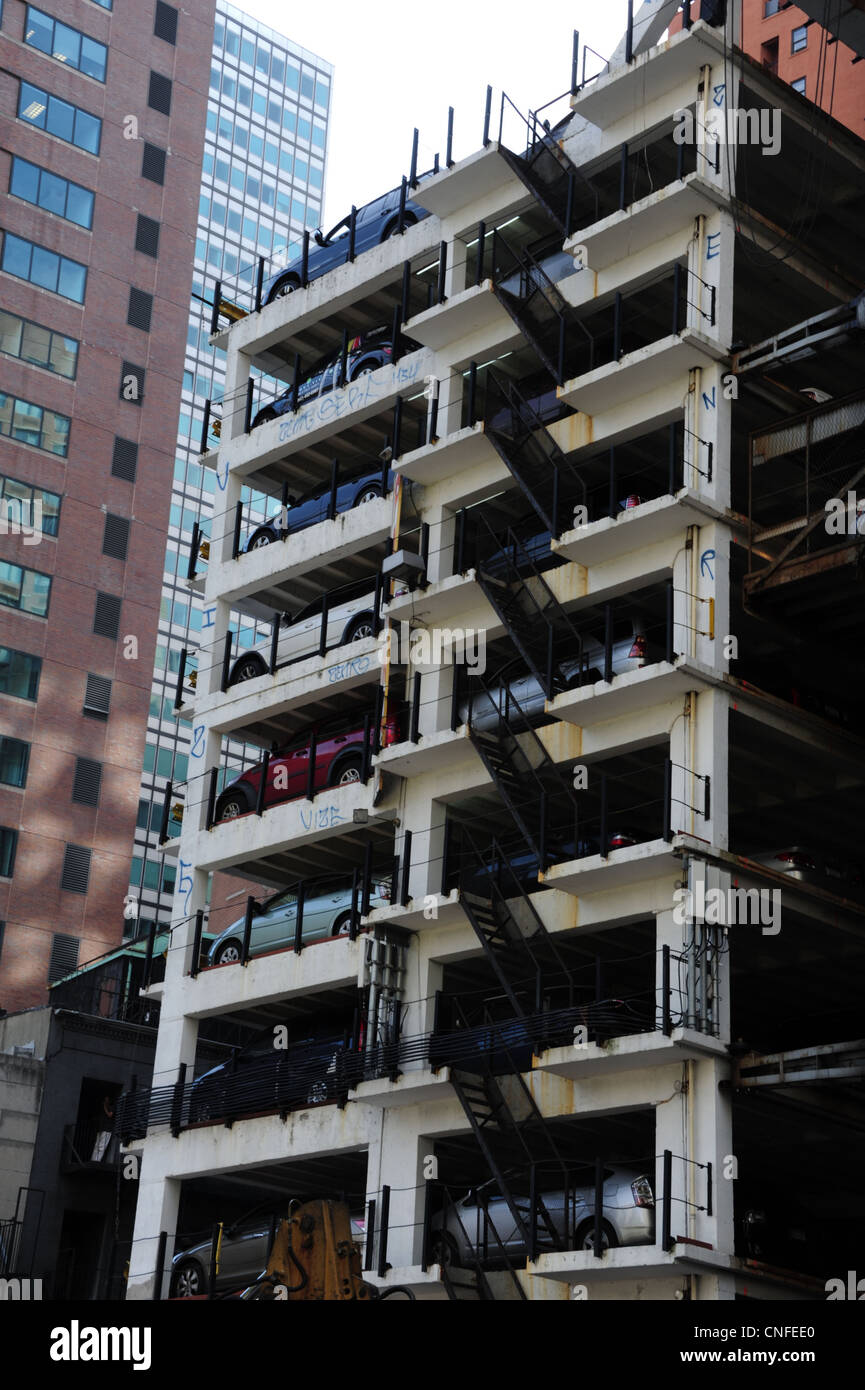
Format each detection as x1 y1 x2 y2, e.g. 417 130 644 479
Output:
123 1 865 1301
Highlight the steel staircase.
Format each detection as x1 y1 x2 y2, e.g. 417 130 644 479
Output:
490 230 578 385
497 122 597 240
482 368 582 536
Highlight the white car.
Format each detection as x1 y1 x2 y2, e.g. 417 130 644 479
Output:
227 585 377 686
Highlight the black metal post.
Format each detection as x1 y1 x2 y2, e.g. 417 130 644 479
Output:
255 751 270 817
482 86 492 147
475 222 486 286
663 758 673 841
364 1200 376 1272
187 522 201 581
206 766 218 830
318 593 329 659
361 712 371 783
409 128 419 189
210 280 222 336
440 821 450 895
174 649 188 710
305 729 318 801
672 262 682 335
254 255 265 313
682 0 692 30
608 446 618 520
220 630 233 692
613 291 623 361
410 672 421 745
243 378 254 434
599 772 609 858
362 841 373 917
143 920 156 990
349 867 360 941
158 781 173 845
706 1162 713 1218
390 303 402 367
170 1062 186 1138
467 361 478 426
231 501 243 560
662 943 672 1035
456 507 467 575
666 580 675 664
347 206 357 263
190 910 204 978
446 106 455 167
571 30 579 95
594 1155 604 1258
339 327 349 388
619 142 629 210
436 241 447 304
392 395 403 461
704 775 711 822
377 1185 390 1276
294 880 305 955
373 572 383 636
199 401 211 456
241 896 255 964
626 0 634 62
291 353 301 412
152 1231 167 1301
327 458 339 521
427 390 439 445
269 616 280 675
529 1163 538 1262
400 830 412 907
565 171 575 238
300 229 309 287
397 176 407 233
662 1150 673 1249
604 601 614 682
668 422 677 494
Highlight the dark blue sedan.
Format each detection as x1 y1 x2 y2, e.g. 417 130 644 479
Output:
263 181 432 303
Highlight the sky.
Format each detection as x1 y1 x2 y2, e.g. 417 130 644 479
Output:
242 0 632 226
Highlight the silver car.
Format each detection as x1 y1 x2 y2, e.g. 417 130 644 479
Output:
227 588 377 686
459 621 650 731
208 875 392 966
170 1214 366 1298
431 1166 654 1266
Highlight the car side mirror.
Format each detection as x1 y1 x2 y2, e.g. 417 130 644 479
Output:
281 611 293 626
313 228 326 247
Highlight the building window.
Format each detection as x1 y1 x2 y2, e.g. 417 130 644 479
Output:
764 0 780 14
127 287 153 333
111 437 137 482
89 0 112 9
60 845 91 894
141 142 166 184
147 71 172 115
761 36 779 75
135 214 160 257
0 646 42 701
83 672 111 717
154 2 178 44
48 932 79 981
0 392 70 455
10 157 94 230
0 232 87 302
23 8 107 82
791 76 807 94
120 362 145 405
102 513 130 560
0 737 29 788
792 25 808 52
72 756 102 806
93 591 121 639
0 560 52 616
18 82 101 155
0 827 18 878
0 308 78 379
0 473 61 537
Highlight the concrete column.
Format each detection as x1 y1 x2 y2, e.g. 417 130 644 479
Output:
126 1168 182 1301
654 1052 733 1266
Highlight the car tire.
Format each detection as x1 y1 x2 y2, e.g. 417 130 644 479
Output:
353 484 382 507
328 752 364 788
431 1231 460 1269
229 654 268 685
349 357 381 383
252 408 279 428
383 213 416 239
333 912 353 936
215 788 253 823
247 527 279 551
342 612 376 644
172 1259 207 1298
214 940 243 965
268 275 300 301
574 1219 618 1253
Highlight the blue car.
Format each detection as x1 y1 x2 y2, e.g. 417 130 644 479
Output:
251 327 420 428
263 181 432 303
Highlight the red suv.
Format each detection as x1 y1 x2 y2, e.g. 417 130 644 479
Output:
214 713 402 823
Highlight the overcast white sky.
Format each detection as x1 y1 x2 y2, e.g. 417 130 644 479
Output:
242 0 632 225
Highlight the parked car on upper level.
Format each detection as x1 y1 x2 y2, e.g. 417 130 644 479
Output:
207 873 392 965
263 182 433 303
251 327 421 428
226 581 378 686
244 464 395 552
430 1165 654 1266
214 710 403 823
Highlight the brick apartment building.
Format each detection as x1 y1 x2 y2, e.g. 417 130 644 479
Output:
0 0 215 1011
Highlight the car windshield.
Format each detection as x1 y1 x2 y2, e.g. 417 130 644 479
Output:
264 888 297 912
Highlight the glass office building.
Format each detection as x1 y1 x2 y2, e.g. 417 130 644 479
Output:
129 1 332 931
